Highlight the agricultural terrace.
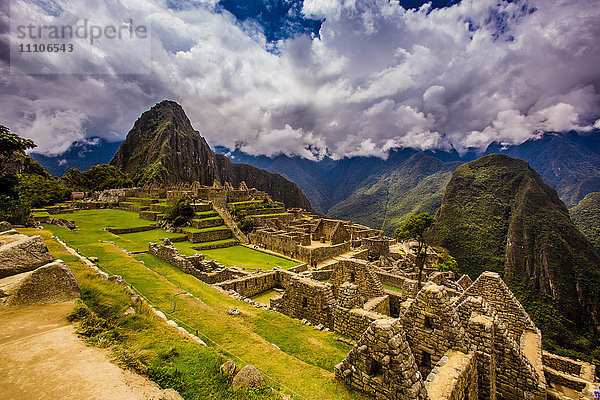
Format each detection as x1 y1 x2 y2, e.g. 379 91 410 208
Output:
31 210 365 399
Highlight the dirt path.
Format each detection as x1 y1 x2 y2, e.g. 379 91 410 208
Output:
0 301 182 400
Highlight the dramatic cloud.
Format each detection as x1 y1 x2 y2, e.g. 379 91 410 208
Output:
1 0 599 158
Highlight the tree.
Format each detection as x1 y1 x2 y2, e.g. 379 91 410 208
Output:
238 217 255 234
0 125 36 155
164 196 195 227
394 212 436 289
0 125 37 224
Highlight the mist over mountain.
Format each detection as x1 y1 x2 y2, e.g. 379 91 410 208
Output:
214 130 600 233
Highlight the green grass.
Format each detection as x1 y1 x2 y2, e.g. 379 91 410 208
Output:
127 197 162 201
383 284 402 294
198 246 300 270
228 201 261 206
250 213 291 217
195 210 218 216
28 225 364 400
20 228 280 400
182 225 229 233
250 289 281 305
114 230 184 252
192 216 222 222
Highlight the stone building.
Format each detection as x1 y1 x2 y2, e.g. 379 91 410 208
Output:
249 217 384 263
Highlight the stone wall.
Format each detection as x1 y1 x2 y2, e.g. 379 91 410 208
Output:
95 187 142 203
148 241 245 284
402 284 468 380
333 307 387 340
386 290 404 318
425 350 478 400
270 276 336 328
363 295 390 316
376 271 418 300
334 319 428 400
541 352 583 376
311 269 333 281
296 241 351 263
191 240 239 251
67 200 111 209
468 313 497 400
105 226 156 235
363 237 393 258
459 272 536 340
330 259 385 304
249 229 299 257
456 295 545 400
185 228 232 243
217 269 295 298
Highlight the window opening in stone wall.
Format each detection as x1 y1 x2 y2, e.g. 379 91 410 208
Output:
368 359 383 378
302 297 308 307
420 351 432 379
350 272 355 282
424 315 432 330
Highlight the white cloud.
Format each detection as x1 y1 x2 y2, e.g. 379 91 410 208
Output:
1 0 599 158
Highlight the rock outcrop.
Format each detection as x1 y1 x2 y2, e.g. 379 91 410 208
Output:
219 360 237 377
0 233 54 278
0 260 80 307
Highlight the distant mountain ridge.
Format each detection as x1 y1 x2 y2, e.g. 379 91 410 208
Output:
31 138 122 177
34 123 600 232
484 131 600 207
109 100 313 211
429 154 600 354
570 191 600 253
216 130 600 233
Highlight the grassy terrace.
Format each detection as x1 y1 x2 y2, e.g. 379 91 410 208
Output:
43 209 299 270
383 284 402 294
182 225 229 233
28 209 364 400
18 228 279 400
195 210 218 216
250 289 282 305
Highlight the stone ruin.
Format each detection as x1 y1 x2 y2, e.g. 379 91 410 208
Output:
254 255 597 400
148 239 247 284
249 217 384 263
0 223 80 307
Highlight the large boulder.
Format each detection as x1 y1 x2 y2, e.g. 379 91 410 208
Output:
231 365 265 389
0 260 80 307
0 221 11 233
0 234 54 278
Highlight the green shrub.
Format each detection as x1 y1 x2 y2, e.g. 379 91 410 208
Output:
238 217 255 233
164 197 195 226
17 173 71 207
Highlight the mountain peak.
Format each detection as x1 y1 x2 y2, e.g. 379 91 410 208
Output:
109 101 313 210
430 154 600 340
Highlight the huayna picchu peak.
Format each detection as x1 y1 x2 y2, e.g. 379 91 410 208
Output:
110 100 313 211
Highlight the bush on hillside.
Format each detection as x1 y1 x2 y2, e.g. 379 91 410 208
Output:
164 197 195 227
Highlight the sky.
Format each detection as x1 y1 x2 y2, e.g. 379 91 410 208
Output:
1 0 599 159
